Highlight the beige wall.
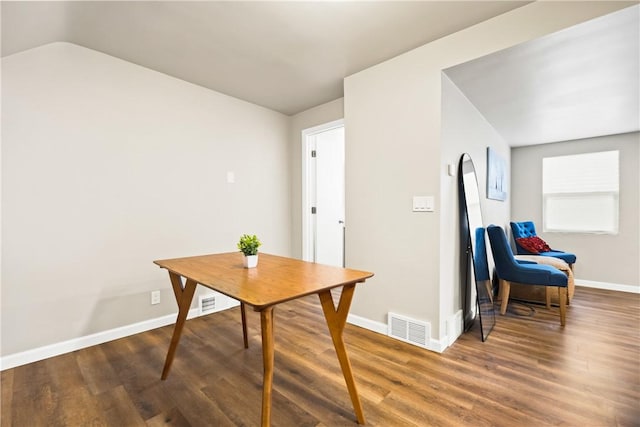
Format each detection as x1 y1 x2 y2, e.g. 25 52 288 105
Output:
440 74 511 340
1 42 291 356
511 132 640 288
343 1 629 344
289 98 344 259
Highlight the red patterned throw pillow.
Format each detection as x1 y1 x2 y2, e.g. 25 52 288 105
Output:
516 236 551 254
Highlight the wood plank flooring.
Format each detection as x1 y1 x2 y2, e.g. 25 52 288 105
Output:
2 286 639 426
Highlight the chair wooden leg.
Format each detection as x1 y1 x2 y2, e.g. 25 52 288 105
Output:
500 279 510 315
545 287 552 309
558 287 567 327
485 281 494 304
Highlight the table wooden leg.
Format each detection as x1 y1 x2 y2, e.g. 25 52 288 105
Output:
241 302 249 349
260 307 275 427
319 285 366 425
161 274 197 380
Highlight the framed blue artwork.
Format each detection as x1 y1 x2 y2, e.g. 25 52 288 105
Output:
486 147 507 201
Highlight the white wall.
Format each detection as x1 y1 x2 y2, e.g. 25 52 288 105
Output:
343 1 628 346
1 42 291 356
440 74 511 342
511 132 640 289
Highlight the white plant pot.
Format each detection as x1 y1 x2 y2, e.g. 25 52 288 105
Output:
243 254 258 268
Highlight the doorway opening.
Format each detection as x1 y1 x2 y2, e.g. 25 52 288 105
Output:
302 119 345 266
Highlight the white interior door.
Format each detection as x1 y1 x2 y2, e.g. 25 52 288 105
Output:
302 121 345 267
314 126 345 266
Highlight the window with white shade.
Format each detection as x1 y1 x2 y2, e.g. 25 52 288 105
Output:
542 150 619 234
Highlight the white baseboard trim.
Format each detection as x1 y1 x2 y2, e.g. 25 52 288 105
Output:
0 308 199 371
446 310 464 349
347 313 387 335
576 279 640 294
4 307 453 371
428 338 447 354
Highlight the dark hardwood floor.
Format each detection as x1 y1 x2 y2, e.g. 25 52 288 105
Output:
2 286 639 426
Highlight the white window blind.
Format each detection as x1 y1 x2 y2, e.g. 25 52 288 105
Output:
542 150 619 234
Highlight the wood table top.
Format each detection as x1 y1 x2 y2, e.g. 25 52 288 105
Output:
154 252 374 310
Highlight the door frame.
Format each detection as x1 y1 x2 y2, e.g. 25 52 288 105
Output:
301 119 345 262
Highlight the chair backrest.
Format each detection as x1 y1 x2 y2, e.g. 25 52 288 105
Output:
510 221 537 239
473 227 490 281
487 225 519 279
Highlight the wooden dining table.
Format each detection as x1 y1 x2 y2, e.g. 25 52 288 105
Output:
153 252 374 426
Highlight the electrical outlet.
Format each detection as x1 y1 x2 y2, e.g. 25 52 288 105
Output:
151 290 161 305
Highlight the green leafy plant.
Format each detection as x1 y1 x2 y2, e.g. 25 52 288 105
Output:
237 234 262 256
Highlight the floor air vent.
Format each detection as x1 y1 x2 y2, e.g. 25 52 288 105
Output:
199 294 216 316
388 312 430 348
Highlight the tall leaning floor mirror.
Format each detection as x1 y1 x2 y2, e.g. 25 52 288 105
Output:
458 153 496 341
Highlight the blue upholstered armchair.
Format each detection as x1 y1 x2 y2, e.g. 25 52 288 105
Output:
474 227 490 282
474 227 494 304
487 225 568 326
510 221 577 266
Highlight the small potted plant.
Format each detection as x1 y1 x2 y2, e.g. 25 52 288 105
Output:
237 234 262 268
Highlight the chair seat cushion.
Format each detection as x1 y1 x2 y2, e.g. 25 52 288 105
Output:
536 251 577 264
504 263 568 287
515 255 575 300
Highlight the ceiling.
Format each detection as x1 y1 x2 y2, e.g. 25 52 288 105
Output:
445 4 639 146
2 2 638 146
1 1 528 115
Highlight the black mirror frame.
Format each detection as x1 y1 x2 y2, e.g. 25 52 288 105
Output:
458 153 496 341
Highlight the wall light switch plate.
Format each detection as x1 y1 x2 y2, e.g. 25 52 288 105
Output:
413 196 435 212
226 171 235 184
